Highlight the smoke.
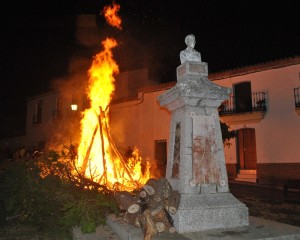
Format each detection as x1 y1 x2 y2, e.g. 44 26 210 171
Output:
74 13 166 83
47 68 90 150
46 15 103 151
75 15 103 48
46 13 170 151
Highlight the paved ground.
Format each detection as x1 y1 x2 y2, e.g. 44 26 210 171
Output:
1 181 300 239
106 215 300 240
229 180 300 227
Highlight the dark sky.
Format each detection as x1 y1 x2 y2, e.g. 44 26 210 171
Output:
1 0 300 134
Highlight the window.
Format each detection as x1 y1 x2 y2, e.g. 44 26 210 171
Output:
294 87 300 108
234 82 252 113
33 100 43 124
53 96 62 119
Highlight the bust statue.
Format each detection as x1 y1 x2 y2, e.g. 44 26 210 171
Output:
180 34 202 64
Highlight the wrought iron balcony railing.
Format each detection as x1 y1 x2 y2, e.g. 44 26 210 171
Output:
294 87 300 108
219 92 267 115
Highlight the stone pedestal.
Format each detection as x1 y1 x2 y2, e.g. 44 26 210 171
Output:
157 61 249 233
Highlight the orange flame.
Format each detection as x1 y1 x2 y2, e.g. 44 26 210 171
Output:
102 2 122 30
76 37 150 191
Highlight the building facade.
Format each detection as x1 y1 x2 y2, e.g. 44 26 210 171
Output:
213 57 300 184
4 57 300 184
111 57 300 184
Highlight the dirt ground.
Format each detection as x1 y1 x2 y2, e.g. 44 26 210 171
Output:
0 181 299 239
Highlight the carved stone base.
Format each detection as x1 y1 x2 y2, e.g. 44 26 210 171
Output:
172 193 249 233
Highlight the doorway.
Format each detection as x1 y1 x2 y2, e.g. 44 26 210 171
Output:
154 140 167 177
236 128 257 170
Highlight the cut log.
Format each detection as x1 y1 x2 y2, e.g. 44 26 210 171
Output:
168 226 176 233
140 201 149 213
124 211 140 227
139 189 147 198
155 222 165 233
114 178 179 238
115 191 134 211
147 197 161 210
145 178 158 188
158 177 173 198
127 202 140 214
143 178 157 196
151 205 175 233
140 209 158 240
150 177 173 205
156 222 176 233
143 184 155 196
150 205 163 217
139 189 151 203
152 206 172 226
166 190 180 215
115 191 140 212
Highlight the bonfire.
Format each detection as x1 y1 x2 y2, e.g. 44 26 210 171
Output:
75 3 150 192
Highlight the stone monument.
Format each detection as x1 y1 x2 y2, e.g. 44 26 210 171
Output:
157 34 249 233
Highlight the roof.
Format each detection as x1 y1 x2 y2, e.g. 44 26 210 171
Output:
138 55 300 93
208 55 300 80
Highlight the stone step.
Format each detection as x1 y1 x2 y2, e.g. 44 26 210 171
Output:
237 174 257 179
239 169 257 174
236 169 257 183
235 178 257 183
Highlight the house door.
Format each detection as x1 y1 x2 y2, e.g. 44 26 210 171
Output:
237 128 257 170
155 140 167 177
234 82 252 113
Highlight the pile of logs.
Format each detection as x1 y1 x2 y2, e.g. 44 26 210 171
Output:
115 177 180 240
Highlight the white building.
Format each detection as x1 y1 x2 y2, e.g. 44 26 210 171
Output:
110 56 300 184
4 56 300 184
212 57 300 184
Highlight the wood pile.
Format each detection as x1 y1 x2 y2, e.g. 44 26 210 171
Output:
115 177 180 240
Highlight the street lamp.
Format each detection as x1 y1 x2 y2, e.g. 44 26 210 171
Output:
71 103 78 111
71 93 78 111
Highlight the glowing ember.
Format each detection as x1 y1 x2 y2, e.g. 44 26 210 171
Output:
76 4 150 191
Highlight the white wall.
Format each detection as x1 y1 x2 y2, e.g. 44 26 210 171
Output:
215 64 300 164
110 90 170 163
24 62 300 167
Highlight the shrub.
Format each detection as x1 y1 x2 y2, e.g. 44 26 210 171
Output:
0 146 119 237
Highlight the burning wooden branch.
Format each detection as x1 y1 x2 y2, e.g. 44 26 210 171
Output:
114 177 180 240
78 106 144 191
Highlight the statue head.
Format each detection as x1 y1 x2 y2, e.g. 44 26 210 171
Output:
185 34 196 48
180 34 201 64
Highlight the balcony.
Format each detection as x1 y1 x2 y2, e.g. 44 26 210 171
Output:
295 87 300 116
219 92 267 125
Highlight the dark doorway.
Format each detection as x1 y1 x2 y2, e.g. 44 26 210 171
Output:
237 128 257 170
234 82 252 113
154 140 167 177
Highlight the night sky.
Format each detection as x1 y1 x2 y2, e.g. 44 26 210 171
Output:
1 0 300 135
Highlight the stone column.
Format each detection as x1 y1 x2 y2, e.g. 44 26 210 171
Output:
158 60 249 233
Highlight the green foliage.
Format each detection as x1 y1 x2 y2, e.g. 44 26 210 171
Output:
61 187 118 233
0 146 119 237
220 121 236 148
